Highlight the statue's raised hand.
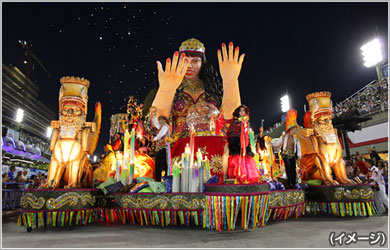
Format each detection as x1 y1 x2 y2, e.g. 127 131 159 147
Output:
217 42 245 83
156 51 189 91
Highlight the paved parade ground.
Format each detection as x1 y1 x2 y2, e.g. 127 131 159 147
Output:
2 213 388 248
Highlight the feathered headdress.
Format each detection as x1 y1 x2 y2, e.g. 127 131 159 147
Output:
303 110 312 128
285 109 297 131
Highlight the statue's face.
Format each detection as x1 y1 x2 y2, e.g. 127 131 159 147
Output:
184 56 202 80
317 115 331 125
61 104 83 123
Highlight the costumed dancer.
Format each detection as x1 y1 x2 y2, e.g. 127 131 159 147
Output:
367 159 388 214
137 136 150 155
368 145 383 167
226 105 261 184
151 107 170 181
127 96 143 131
92 144 116 182
110 132 124 153
272 109 301 189
256 125 281 180
150 38 245 181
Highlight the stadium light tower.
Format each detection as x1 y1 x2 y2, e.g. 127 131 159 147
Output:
15 108 24 123
361 38 384 82
46 127 52 138
280 95 290 113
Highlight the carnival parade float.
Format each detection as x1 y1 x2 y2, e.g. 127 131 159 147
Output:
18 39 374 233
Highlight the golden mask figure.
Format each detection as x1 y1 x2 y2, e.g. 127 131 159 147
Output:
44 76 101 188
295 91 354 185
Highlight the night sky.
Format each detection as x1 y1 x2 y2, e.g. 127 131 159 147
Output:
2 2 388 157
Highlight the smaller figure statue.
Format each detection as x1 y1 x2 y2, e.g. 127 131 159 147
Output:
44 76 101 188
226 105 261 184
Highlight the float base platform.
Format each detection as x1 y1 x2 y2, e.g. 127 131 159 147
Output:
18 183 350 232
267 189 305 222
18 189 98 232
304 184 377 217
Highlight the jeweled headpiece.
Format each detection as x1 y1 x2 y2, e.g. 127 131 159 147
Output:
306 91 333 120
59 76 90 114
179 38 205 53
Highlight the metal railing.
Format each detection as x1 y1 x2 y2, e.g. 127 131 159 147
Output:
2 182 30 210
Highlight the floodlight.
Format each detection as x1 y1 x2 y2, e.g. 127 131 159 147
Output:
280 95 290 113
15 108 24 123
361 38 383 68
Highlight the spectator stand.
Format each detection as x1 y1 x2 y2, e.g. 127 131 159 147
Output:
333 78 388 118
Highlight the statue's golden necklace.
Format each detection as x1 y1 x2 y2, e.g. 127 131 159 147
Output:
181 78 204 96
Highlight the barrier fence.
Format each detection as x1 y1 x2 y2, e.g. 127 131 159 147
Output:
2 182 29 210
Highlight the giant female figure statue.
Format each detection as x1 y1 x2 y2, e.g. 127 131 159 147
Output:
151 38 245 179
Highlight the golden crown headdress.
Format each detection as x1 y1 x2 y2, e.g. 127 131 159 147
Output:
306 91 331 102
306 91 333 120
179 38 205 53
59 76 90 114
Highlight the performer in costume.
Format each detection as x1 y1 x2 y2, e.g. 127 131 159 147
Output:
151 38 245 179
272 109 301 189
92 144 116 182
256 126 281 179
110 133 124 152
368 145 383 167
151 108 170 181
127 96 143 131
366 159 388 214
226 105 261 184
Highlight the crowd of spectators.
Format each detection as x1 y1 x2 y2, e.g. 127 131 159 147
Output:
2 166 47 189
262 77 388 136
344 150 388 189
264 122 282 135
343 147 388 214
18 131 50 155
333 78 388 117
